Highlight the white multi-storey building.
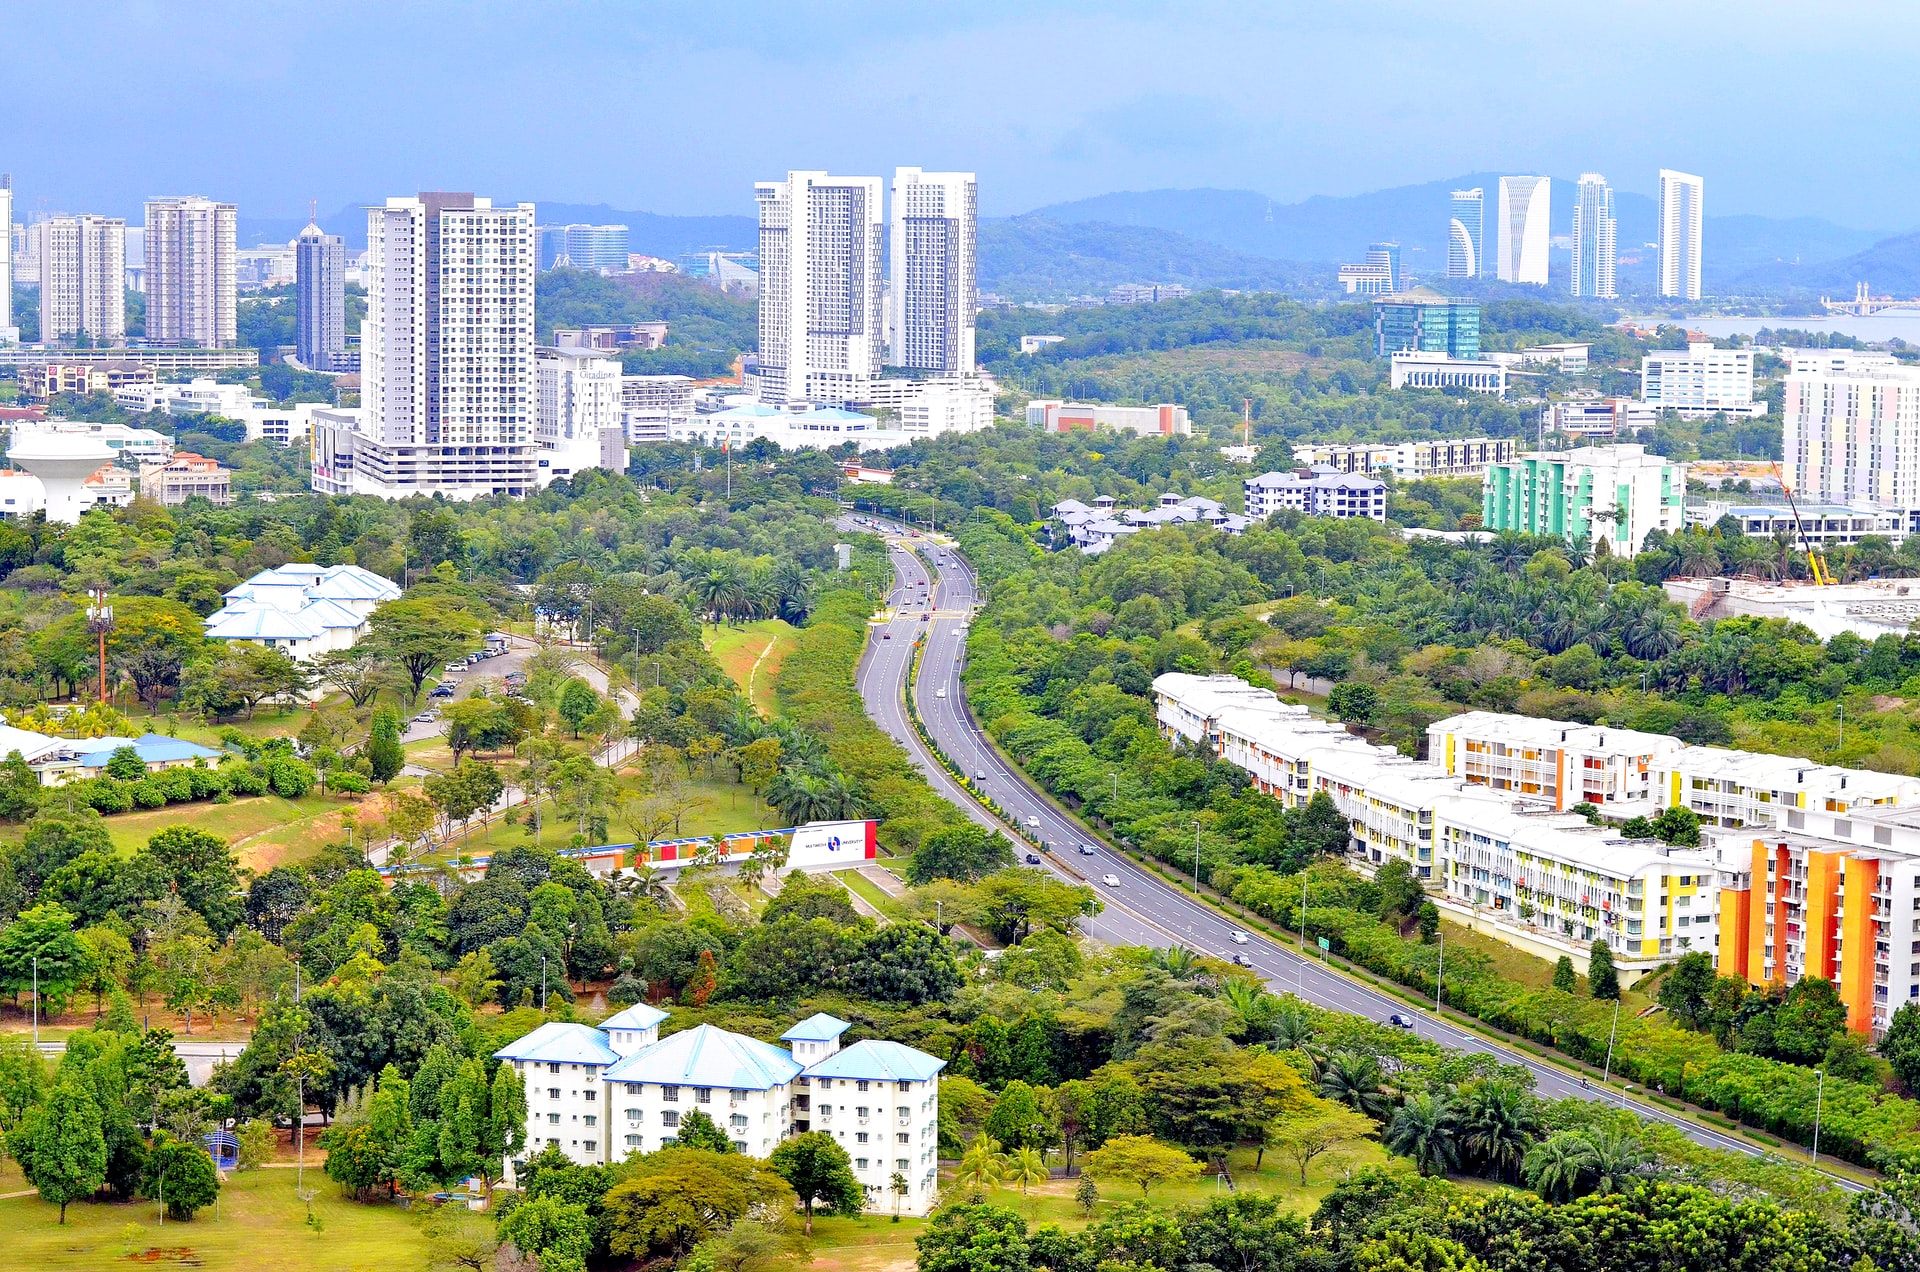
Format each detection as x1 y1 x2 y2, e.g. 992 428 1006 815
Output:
313 192 537 499
1496 176 1551 286
1641 343 1764 418
496 1007 945 1214
890 168 976 374
1570 175 1616 300
1658 170 1704 300
39 214 126 346
144 197 237 347
1292 437 1516 480
621 374 696 444
1782 361 1920 507
755 172 885 406
1481 444 1687 554
1427 711 1674 816
535 347 627 485
1243 467 1388 521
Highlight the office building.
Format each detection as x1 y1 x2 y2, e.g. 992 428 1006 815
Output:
1482 444 1686 553
1338 243 1401 295
138 452 232 506
1782 361 1920 506
1496 176 1551 285
17 361 156 400
0 175 12 342
296 219 346 371
540 224 630 273
1025 400 1191 436
0 345 255 375
1545 398 1657 440
1390 352 1507 395
536 347 628 485
1292 437 1516 480
313 192 537 500
1641 342 1764 418
621 374 696 443
1372 289 1479 359
496 1006 944 1212
754 172 884 406
39 215 126 346
889 168 976 374
1570 174 1616 299
144 197 237 347
1658 170 1705 300
1448 188 1483 279
1244 467 1388 521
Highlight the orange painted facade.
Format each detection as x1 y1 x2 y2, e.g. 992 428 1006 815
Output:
1717 884 1750 981
1805 850 1843 981
1716 838 1882 1037
1842 855 1878 1035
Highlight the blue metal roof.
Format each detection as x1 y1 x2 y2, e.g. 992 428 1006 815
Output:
601 1003 669 1032
802 1039 945 1084
75 733 221 767
781 1012 851 1042
491 1021 620 1066
604 1023 802 1090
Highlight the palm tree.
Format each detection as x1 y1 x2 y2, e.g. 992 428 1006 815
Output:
1007 1146 1049 1211
1269 998 1317 1051
1149 945 1201 980
1223 978 1281 1041
956 1135 1009 1196
1584 1127 1644 1194
1488 534 1530 574
772 559 813 623
1461 1080 1539 1182
1319 1052 1393 1119
1384 1092 1459 1177
1522 1131 1597 1202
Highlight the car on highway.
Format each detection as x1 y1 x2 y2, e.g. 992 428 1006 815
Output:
1388 1013 1417 1030
1024 853 1041 864
951 628 963 636
882 631 892 640
1230 953 1251 967
1077 843 1097 855
1024 816 1040 828
975 770 987 781
1102 873 1121 888
1228 930 1249 944
936 688 948 698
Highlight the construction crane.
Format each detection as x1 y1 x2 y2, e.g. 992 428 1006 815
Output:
1772 462 1833 586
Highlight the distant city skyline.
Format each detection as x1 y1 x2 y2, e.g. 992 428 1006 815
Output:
4 2 1917 228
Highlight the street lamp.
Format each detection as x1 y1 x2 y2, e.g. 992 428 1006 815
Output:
1433 926 1445 1013
1189 820 1202 893
1811 1067 1826 1166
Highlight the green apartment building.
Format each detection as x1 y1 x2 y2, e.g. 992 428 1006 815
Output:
1482 444 1685 554
1372 288 1480 359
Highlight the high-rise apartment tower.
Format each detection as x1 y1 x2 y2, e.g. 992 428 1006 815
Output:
1570 174 1617 299
889 168 976 374
754 172 884 406
1659 170 1704 300
38 214 126 346
1496 176 1551 286
296 218 346 371
144 196 237 346
1448 188 1483 279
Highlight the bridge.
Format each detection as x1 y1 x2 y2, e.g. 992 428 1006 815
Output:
1821 282 1920 315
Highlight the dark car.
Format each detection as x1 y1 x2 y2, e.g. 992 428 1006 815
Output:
1387 1013 1417 1030
1077 843 1097 855
1024 853 1042 865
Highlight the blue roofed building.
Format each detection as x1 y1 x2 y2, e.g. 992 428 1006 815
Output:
495 1004 944 1210
34 731 224 787
203 563 402 665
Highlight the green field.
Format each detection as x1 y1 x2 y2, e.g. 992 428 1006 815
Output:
0 1165 430 1272
705 619 800 716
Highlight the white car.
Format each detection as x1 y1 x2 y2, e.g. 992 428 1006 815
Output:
1229 930 1249 945
952 628 964 636
1024 815 1041 828
1102 874 1121 888
936 688 948 698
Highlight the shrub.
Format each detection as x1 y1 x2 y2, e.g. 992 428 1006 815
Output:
225 765 268 797
83 777 134 813
155 768 195 802
129 780 167 809
328 771 370 795
188 767 228 799
261 756 315 798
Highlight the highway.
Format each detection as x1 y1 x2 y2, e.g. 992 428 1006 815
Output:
841 515 1859 1184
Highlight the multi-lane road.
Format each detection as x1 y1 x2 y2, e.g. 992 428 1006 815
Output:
841 514 1859 1184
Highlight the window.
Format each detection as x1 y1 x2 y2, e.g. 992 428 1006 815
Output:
857 1081 870 1092
625 1134 641 1148
897 1158 910 1170
696 1088 712 1104
898 1133 910 1144
896 1106 909 1118
661 1110 680 1128
856 1106 869 1118
662 1086 679 1103
547 1113 560 1125
857 1132 869 1144
625 1108 642 1121
819 1104 833 1116
547 1088 561 1100
857 1158 869 1169
733 1140 749 1152
897 1081 912 1092
548 1062 561 1074
583 1089 596 1101
731 1114 748 1129
583 1115 596 1127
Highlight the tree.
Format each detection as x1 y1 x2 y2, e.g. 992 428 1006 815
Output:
1587 939 1618 1000
984 1080 1053 1154
604 1147 798 1262
144 825 245 937
1552 956 1577 994
688 1217 807 1272
1383 1093 1458 1177
1079 1134 1201 1199
106 596 208 704
1882 1001 1920 1094
366 597 481 703
1269 1100 1378 1185
956 1134 1009 1194
497 1195 594 1272
769 1130 864 1235
236 1118 275 1170
1522 1130 1598 1202
914 1203 1031 1272
1182 1192 1311 1272
677 1107 734 1154
6 1079 108 1222
0 750 43 823
365 709 405 784
1459 1080 1537 1183
313 646 399 710
557 678 601 739
1327 682 1379 726
0 902 92 1013
1074 1175 1098 1217
1007 1146 1049 1209
1657 951 1716 1029
907 824 1016 885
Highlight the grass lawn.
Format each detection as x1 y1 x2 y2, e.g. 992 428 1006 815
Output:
841 869 908 922
705 619 800 716
1438 917 1656 1015
0 1164 431 1272
99 793 337 855
442 776 780 859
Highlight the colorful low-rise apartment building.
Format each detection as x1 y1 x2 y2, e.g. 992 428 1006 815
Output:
1711 805 1920 1036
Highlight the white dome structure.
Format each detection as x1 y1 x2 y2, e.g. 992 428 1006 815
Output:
5 429 115 525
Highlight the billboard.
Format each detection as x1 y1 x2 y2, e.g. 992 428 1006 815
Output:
782 819 880 872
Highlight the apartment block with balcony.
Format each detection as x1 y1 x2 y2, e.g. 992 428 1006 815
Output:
1426 711 1677 815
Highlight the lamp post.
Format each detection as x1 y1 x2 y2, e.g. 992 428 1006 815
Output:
1189 820 1202 893
31 955 38 1045
1601 997 1620 1094
1299 872 1310 994
1433 926 1445 1013
86 584 113 705
1812 1067 1826 1166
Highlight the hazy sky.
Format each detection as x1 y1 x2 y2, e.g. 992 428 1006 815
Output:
10 1 1919 228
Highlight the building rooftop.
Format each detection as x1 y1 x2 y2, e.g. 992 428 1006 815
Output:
601 1003 670 1032
604 1022 804 1090
492 1021 621 1067
781 1012 852 1043
803 1038 947 1084
71 732 222 768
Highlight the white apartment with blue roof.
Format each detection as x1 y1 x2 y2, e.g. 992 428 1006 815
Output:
495 1006 945 1213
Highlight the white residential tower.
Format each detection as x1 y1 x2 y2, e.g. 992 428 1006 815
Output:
1496 176 1551 286
889 168 977 374
144 196 237 347
1659 170 1705 300
754 172 885 406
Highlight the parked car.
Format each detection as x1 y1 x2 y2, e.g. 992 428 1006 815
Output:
444 662 465 672
1102 874 1121 888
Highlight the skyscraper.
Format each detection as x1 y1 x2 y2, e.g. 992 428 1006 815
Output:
1570 174 1617 299
39 214 126 346
0 175 13 341
1448 188 1483 279
1495 176 1551 286
295 218 345 371
1659 170 1704 300
889 167 976 374
144 196 237 346
755 171 884 405
342 192 537 498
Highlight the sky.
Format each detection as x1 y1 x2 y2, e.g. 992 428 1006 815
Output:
8 0 1920 230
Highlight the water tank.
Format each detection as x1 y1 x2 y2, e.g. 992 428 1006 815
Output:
5 429 115 525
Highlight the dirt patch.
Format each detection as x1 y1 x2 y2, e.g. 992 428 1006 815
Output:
1874 695 1908 711
127 1250 203 1265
